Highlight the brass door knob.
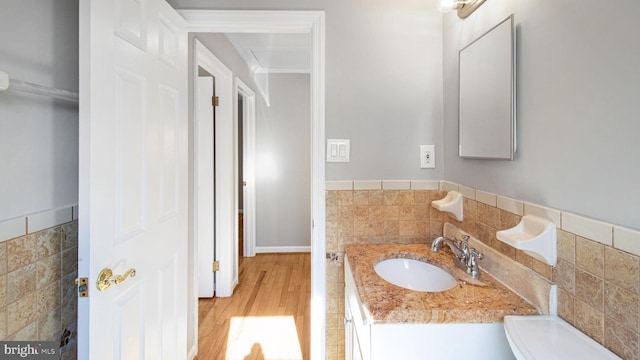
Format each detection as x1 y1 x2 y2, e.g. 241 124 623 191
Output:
97 268 136 291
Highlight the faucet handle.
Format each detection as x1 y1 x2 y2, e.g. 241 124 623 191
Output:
460 235 470 251
469 247 483 260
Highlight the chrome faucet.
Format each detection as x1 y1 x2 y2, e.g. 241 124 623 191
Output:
431 236 464 257
431 235 483 278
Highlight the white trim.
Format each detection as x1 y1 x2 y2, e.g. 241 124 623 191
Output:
188 42 202 359
325 180 353 191
27 206 74 233
382 180 411 190
0 217 26 242
309 16 327 360
524 203 561 227
354 180 381 190
440 181 460 192
236 77 257 258
255 68 311 74
181 10 320 33
410 180 439 190
458 185 476 199
256 246 312 253
561 212 613 246
496 196 524 216
476 190 498 207
181 10 326 360
187 347 197 360
614 226 640 256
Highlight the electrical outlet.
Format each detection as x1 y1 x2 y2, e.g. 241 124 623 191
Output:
420 145 435 169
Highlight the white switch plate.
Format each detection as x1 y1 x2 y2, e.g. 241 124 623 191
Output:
327 139 350 162
420 145 435 169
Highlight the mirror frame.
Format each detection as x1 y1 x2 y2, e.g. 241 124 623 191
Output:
458 14 516 160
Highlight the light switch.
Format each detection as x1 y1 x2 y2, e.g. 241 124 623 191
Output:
327 139 350 162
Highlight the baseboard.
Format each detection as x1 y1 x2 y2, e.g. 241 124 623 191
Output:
255 246 311 253
187 344 197 360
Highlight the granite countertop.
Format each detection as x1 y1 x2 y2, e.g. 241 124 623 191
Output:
345 244 538 324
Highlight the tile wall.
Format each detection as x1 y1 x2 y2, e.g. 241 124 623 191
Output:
325 180 640 360
325 180 446 360
0 218 78 360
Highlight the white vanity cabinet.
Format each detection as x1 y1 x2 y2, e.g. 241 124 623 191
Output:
344 293 364 360
344 256 515 360
345 256 368 360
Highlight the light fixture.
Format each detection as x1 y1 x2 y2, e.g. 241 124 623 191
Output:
436 0 486 19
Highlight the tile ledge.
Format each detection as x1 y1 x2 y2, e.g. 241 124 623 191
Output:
1 205 78 243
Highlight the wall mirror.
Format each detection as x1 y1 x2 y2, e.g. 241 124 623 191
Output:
459 14 515 160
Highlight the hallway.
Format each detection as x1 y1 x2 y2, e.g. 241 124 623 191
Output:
197 253 311 359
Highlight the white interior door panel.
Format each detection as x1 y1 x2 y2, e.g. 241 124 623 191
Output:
79 0 188 358
196 75 215 298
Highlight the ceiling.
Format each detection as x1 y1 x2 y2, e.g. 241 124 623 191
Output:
225 33 311 74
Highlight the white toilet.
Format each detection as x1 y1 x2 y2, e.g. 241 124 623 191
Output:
504 315 621 360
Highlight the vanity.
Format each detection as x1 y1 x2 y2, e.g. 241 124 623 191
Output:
344 243 538 360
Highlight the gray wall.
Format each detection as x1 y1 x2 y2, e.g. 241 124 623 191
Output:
254 73 311 248
442 1 640 230
169 0 444 181
190 34 311 248
0 0 79 221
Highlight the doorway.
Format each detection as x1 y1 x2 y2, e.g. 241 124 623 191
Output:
184 10 327 359
194 39 310 289
193 40 237 300
237 78 257 258
238 93 244 261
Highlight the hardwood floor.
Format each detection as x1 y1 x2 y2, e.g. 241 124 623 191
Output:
197 253 311 359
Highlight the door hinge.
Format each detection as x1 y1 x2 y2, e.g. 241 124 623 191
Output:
212 96 219 107
75 277 88 297
212 261 220 272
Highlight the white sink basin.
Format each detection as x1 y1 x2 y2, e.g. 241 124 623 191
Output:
374 258 457 292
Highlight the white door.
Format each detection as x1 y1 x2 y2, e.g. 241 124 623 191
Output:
193 41 236 297
78 0 188 359
196 76 215 297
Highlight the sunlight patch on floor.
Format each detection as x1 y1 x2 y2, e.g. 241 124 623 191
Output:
226 316 303 360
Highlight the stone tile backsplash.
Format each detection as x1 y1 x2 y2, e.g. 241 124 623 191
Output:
325 181 640 360
325 185 447 360
0 221 78 359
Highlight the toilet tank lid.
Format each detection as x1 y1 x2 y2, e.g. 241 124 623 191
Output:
504 316 621 360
